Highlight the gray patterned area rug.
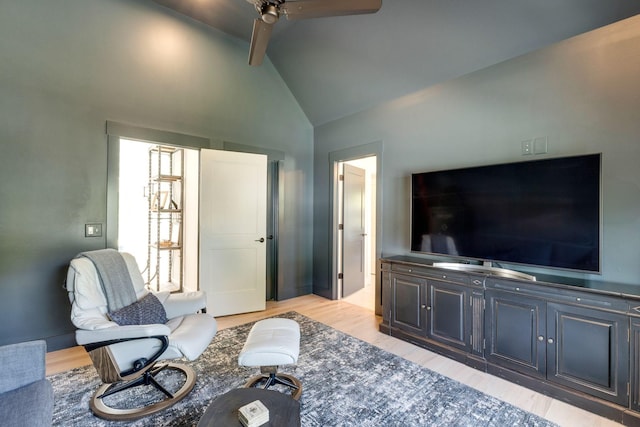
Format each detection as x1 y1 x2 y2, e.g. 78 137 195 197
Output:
49 312 557 426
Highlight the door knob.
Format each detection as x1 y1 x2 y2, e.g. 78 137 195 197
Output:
255 238 265 243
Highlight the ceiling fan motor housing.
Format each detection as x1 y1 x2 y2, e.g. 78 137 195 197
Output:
261 3 280 24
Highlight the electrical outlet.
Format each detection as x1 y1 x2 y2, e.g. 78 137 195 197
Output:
521 140 533 155
85 223 102 237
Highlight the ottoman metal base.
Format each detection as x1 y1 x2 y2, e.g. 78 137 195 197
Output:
244 366 302 400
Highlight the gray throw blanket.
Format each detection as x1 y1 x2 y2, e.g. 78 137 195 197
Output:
79 249 137 312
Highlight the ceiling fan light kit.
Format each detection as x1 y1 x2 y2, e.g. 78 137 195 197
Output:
247 0 382 66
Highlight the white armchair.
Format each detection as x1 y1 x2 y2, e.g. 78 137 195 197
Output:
66 250 217 421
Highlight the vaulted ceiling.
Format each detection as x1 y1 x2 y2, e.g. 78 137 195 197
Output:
150 0 640 126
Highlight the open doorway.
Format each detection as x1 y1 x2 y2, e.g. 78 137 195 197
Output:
107 122 283 315
118 138 200 293
337 156 377 311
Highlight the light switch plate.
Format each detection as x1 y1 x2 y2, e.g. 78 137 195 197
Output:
85 223 102 237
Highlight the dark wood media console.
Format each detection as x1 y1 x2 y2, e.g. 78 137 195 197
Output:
379 255 640 426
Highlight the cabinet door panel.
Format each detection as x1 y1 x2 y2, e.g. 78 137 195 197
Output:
631 320 640 412
485 290 546 378
428 280 470 351
390 274 426 335
548 303 629 405
380 263 391 323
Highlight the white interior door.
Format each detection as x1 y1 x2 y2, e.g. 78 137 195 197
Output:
199 149 267 316
342 163 366 297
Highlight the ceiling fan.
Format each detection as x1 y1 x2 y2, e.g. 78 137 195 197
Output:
247 0 382 66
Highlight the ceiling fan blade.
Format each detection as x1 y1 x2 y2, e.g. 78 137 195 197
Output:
282 0 381 20
248 19 274 66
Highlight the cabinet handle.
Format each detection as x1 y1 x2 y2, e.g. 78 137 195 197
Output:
426 306 432 311
537 336 544 341
421 304 426 309
547 338 554 344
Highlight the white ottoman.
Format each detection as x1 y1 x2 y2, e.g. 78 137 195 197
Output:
238 318 302 400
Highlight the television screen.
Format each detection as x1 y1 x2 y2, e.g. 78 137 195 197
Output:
411 154 601 273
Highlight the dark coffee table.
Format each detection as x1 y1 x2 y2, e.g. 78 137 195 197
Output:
197 388 300 427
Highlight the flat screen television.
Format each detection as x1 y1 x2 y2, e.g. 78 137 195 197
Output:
411 154 601 273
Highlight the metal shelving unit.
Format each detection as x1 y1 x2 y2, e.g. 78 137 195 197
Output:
147 145 184 292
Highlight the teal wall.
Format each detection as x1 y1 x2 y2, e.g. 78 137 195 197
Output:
0 0 313 349
313 15 640 293
2 0 639 350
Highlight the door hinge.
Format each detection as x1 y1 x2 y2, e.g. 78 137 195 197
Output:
338 273 343 279
338 224 344 230
483 339 486 350
339 174 344 181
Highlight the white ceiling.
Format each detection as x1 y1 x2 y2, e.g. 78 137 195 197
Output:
150 0 640 126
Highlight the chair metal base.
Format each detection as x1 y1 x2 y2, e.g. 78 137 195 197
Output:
243 369 302 401
90 362 196 421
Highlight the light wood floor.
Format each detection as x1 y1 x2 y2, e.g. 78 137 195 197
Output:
47 294 622 427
